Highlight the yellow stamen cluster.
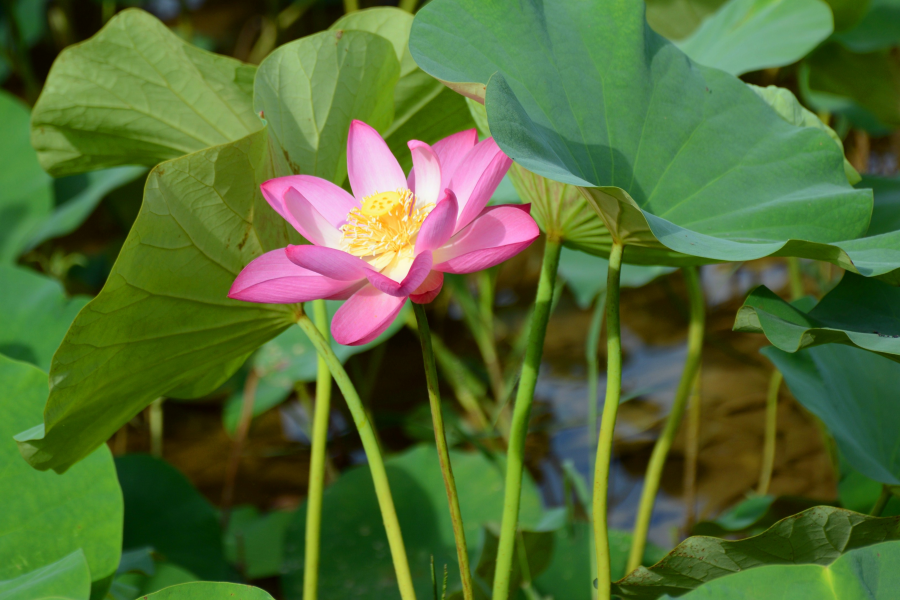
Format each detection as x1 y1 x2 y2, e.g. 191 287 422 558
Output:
340 189 433 258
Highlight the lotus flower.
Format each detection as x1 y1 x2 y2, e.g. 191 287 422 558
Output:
229 120 539 345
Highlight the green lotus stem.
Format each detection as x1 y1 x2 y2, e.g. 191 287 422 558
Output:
491 237 562 600
303 300 334 600
343 0 359 13
592 241 624 600
297 314 417 600
399 0 419 13
871 485 891 516
149 397 164 458
787 257 804 300
413 303 474 600
682 370 702 532
626 266 704 574
757 370 782 495
586 290 606 599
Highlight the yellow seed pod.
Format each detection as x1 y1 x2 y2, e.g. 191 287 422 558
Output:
361 191 402 217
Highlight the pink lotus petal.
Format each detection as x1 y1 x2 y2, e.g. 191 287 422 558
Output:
347 120 406 200
415 189 458 254
284 188 343 247
432 129 478 192
433 204 539 274
407 140 442 207
228 248 357 304
285 245 369 281
331 284 407 346
365 251 433 297
452 141 512 233
260 175 358 229
411 270 444 304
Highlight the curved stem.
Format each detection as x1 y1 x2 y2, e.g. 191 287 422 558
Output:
626 266 705 574
297 314 417 600
586 291 606 600
592 242 624 600
682 370 702 534
303 300 334 600
491 237 562 600
413 302 473 600
757 370 782 496
871 485 891 517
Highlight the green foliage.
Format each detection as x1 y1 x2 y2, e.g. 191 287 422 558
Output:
0 266 89 371
690 495 824 536
31 9 260 176
681 540 900 599
735 273 900 361
611 506 900 599
833 0 900 51
224 507 294 579
675 0 833 76
0 551 91 600
281 445 545 599
763 344 900 485
0 355 122 596
115 454 232 581
410 0 871 266
140 582 274 600
644 0 728 41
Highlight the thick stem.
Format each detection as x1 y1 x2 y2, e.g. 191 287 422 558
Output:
149 397 164 458
398 0 418 13
303 300 334 600
343 0 359 13
626 266 705 573
757 371 782 495
592 242 624 600
871 485 891 517
296 314 417 600
682 371 702 534
413 303 473 600
786 257 804 300
586 291 607 600
491 237 562 600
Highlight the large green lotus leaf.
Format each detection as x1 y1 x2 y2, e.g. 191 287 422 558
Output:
223 507 293 580
142 582 274 600
763 344 900 485
330 7 476 172
281 445 545 599
0 551 91 600
735 273 900 361
681 540 900 599
0 356 122 593
833 0 900 52
31 8 259 177
644 0 728 40
802 42 900 131
0 90 52 263
15 126 297 474
253 29 399 181
558 247 675 309
690 495 825 537
824 0 873 31
611 506 900 599
675 0 833 76
115 454 232 581
223 301 409 433
409 0 872 267
0 266 89 371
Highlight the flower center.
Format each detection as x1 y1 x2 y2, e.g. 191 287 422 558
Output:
340 189 433 259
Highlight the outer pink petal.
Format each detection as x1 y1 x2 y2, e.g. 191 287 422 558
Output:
260 175 358 229
284 188 342 247
228 248 357 304
285 245 369 281
433 205 539 274
415 189 458 254
331 285 407 346
432 129 478 192
365 251 433 297
411 270 444 304
347 120 406 200
407 141 442 206
451 140 512 233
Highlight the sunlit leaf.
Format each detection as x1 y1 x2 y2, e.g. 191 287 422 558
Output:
611 506 900 599
0 551 91 600
281 445 545 599
116 454 232 581
141 582 274 600
681 540 900 599
676 0 833 76
763 344 900 485
330 7 475 171
0 266 89 371
735 272 900 361
410 0 871 267
0 355 122 594
254 28 399 181
31 9 259 176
